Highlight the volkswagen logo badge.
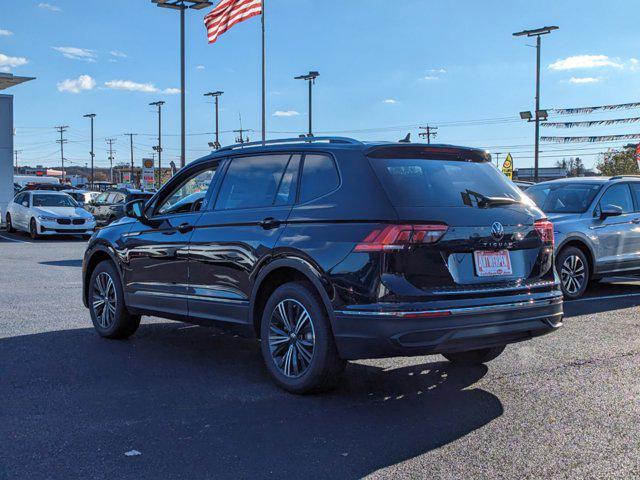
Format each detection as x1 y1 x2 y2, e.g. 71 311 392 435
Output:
491 222 504 240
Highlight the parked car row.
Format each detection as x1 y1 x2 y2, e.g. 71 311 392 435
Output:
5 187 155 239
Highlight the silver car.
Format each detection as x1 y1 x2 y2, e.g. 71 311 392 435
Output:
527 176 640 298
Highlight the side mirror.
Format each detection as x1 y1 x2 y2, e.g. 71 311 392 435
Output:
600 204 623 219
22 201 28 207
125 199 147 220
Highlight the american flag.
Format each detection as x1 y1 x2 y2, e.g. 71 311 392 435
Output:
204 0 263 44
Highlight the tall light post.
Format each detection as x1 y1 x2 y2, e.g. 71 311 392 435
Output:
152 0 212 168
83 114 96 187
513 26 558 183
149 100 165 188
294 71 319 137
204 91 223 149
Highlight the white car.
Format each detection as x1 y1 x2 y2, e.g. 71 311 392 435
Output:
6 191 96 239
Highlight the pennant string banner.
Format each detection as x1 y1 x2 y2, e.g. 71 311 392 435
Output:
542 117 640 128
549 102 640 115
541 133 640 143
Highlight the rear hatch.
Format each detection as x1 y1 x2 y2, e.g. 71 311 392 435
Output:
366 146 554 295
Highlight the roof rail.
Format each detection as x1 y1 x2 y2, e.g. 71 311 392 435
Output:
609 175 640 180
216 136 363 152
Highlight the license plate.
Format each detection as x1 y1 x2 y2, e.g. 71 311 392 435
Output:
474 250 512 277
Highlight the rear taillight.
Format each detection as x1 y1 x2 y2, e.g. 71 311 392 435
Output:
354 224 448 252
534 219 554 246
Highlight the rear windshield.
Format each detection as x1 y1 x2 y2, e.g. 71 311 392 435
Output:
526 183 602 213
369 158 523 207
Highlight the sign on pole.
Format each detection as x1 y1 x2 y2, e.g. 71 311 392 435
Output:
635 144 640 169
502 153 514 180
141 158 155 190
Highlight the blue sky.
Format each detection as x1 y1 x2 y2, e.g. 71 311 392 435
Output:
2 0 640 170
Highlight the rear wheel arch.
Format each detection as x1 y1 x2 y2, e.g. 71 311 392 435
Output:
250 259 335 338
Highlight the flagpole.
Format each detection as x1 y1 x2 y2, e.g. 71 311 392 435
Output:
261 0 266 144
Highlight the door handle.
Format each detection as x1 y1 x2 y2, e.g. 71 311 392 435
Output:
259 217 282 230
177 223 194 233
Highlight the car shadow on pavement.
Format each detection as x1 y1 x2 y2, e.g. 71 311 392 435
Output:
38 259 84 267
0 323 502 480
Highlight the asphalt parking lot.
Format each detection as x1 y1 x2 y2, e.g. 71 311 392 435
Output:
1 230 639 480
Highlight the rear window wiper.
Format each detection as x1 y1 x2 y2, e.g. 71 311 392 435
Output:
462 189 520 208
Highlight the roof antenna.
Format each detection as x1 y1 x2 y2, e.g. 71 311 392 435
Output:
399 133 411 143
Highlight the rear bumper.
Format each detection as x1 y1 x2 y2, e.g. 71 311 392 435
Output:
333 295 563 360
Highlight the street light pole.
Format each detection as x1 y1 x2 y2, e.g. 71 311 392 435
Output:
152 0 212 168
83 114 96 188
124 133 137 187
204 91 223 149
513 26 558 183
294 71 320 137
149 101 165 188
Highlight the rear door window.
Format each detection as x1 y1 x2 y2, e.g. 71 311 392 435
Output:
215 154 292 210
369 158 521 207
299 154 340 204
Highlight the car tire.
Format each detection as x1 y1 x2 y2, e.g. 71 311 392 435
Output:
89 260 141 339
260 282 346 394
443 345 506 366
6 214 15 233
29 218 39 239
556 246 589 299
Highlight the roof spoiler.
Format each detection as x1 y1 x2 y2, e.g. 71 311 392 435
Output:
365 145 492 163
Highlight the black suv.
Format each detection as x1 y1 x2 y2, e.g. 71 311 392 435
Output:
85 188 153 226
82 137 563 393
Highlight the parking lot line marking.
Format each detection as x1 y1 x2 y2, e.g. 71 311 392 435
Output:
568 292 640 303
0 234 30 243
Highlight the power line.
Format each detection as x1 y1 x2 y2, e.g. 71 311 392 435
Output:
418 125 438 144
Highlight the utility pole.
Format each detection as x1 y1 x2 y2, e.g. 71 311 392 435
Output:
106 138 116 184
83 114 96 188
494 152 502 168
513 26 559 183
13 150 21 173
294 71 320 137
418 125 438 144
124 133 137 187
233 114 249 144
55 126 68 183
149 101 165 188
204 91 223 149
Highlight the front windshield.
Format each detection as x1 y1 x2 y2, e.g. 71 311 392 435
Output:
369 158 524 207
32 194 78 208
526 183 602 214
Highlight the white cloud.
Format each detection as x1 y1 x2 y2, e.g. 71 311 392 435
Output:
0 53 28 70
549 54 623 70
38 3 61 12
273 110 300 117
195 65 205 70
568 77 601 84
53 46 97 62
110 50 127 58
0 29 13 36
383 99 397 104
163 88 181 94
57 74 96 93
423 75 439 81
105 79 159 93
428 68 446 74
